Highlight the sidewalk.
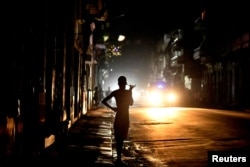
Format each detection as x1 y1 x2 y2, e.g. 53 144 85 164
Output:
34 107 116 166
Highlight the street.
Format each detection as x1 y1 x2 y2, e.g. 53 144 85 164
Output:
122 107 250 167
2 106 249 167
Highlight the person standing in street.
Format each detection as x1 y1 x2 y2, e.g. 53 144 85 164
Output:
93 86 99 107
102 76 135 165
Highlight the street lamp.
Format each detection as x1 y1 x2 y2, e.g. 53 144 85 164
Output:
98 33 126 90
118 35 125 42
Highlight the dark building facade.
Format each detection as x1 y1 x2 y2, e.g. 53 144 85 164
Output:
153 1 249 108
1 0 111 162
192 1 249 108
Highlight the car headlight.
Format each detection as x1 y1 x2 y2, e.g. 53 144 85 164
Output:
147 91 163 105
166 92 177 103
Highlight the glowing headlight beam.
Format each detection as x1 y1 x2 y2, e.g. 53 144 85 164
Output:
147 91 163 105
166 92 177 103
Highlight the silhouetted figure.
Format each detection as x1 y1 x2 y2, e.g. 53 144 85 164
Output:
102 76 135 165
93 86 99 107
105 86 111 97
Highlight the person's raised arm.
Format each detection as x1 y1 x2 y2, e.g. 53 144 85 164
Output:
129 84 136 91
128 85 136 105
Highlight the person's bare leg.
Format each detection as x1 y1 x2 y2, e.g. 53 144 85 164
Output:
116 139 123 163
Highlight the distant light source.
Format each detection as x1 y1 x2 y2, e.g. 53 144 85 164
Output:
103 35 109 42
118 35 125 42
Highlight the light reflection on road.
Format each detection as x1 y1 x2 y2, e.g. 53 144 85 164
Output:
127 107 250 166
144 107 180 122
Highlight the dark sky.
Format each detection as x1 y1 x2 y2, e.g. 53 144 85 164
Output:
109 0 202 43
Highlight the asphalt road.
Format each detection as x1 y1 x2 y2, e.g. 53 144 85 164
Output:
122 107 250 167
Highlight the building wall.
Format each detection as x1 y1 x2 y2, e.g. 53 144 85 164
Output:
1 0 109 161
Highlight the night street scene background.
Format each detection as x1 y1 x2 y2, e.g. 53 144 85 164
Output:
1 0 249 166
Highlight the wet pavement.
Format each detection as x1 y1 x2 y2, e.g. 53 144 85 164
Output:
31 107 250 167
2 107 152 166
35 108 117 166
